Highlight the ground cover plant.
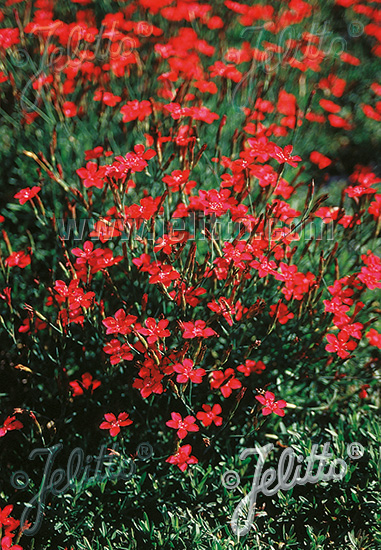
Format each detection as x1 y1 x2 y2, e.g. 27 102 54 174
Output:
0 0 380 548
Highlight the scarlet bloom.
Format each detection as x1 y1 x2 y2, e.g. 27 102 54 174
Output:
76 162 105 189
14 186 41 205
148 264 180 287
270 144 302 167
103 339 133 365
120 100 152 122
166 444 198 471
99 412 133 436
325 332 357 359
154 232 191 255
162 169 192 193
319 99 341 113
196 404 223 427
102 309 137 335
181 320 218 339
207 297 236 326
0 415 23 437
136 317 171 344
62 101 77 117
366 328 381 348
102 92 121 107
166 412 199 439
255 391 287 417
210 368 242 398
368 195 381 220
85 146 104 160
18 317 47 334
359 384 370 399
277 90 296 116
5 251 31 268
133 360 164 399
173 358 206 384
310 151 332 169
0 505 15 530
250 256 277 278
69 373 101 396
237 360 266 376
269 302 294 324
328 114 352 130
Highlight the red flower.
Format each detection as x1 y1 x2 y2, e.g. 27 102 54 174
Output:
132 253 152 271
358 251 381 290
255 391 287 416
148 264 180 287
250 256 277 278
166 444 198 471
103 340 133 365
69 373 101 396
102 309 137 335
181 320 218 339
310 151 332 169
162 170 194 193
277 90 296 116
270 302 294 324
102 92 121 107
359 384 370 399
0 505 15 528
325 333 358 359
318 74 346 97
18 317 47 334
199 188 237 217
237 360 266 377
368 195 381 220
366 328 381 348
109 147 156 177
120 100 152 122
173 358 206 384
207 297 236 326
166 412 199 439
1 535 23 550
270 144 302 167
5 251 31 268
14 186 41 205
328 114 352 130
340 52 360 66
133 360 164 399
62 101 77 118
76 162 105 189
210 368 242 398
196 404 223 427
99 412 133 437
319 99 341 114
85 146 104 160
136 318 171 344
0 416 23 437
0 287 11 306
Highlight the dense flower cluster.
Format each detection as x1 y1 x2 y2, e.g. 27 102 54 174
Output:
0 0 379 497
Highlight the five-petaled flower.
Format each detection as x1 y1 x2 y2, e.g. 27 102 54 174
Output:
196 404 223 427
5 251 31 268
136 317 171 344
166 444 198 471
255 391 287 417
14 186 41 205
99 412 133 436
166 412 199 439
173 359 206 384
181 320 218 339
